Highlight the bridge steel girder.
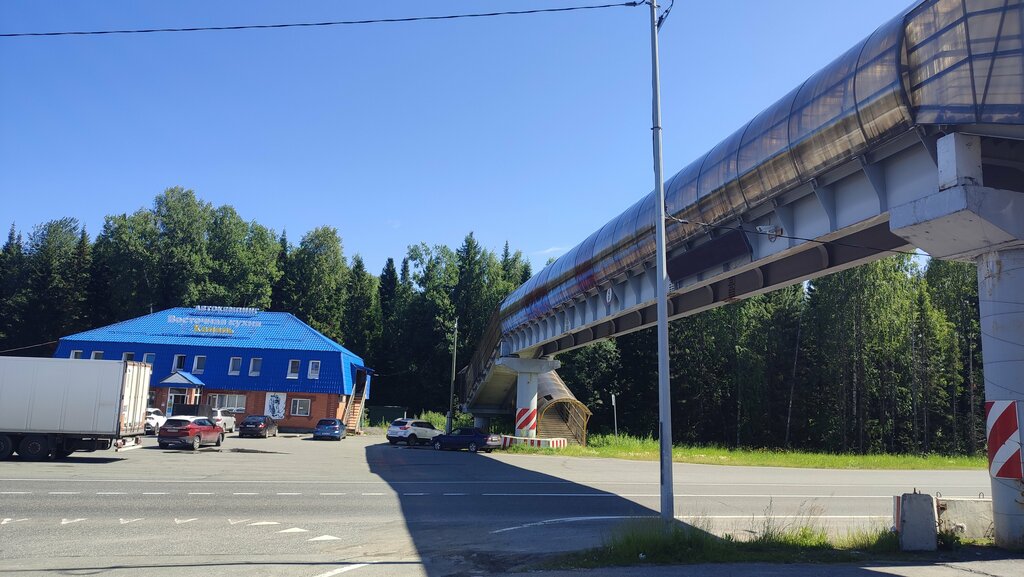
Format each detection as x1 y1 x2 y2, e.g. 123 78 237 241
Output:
502 130 933 360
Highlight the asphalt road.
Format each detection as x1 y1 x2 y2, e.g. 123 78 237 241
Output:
0 433 1016 577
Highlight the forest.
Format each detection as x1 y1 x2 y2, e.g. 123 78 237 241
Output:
0 187 984 455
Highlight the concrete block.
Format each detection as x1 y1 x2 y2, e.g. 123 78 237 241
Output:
939 498 994 540
898 493 938 551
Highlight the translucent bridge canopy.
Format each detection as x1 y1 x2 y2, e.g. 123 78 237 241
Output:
500 0 1024 334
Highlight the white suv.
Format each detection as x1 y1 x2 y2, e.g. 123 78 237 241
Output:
145 408 167 435
386 419 442 446
211 408 237 433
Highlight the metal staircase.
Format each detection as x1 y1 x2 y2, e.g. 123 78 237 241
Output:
343 379 367 434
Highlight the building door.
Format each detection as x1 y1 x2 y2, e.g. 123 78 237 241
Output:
167 388 188 416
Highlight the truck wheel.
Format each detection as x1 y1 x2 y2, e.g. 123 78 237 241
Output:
0 435 14 460
18 435 50 461
191 435 201 451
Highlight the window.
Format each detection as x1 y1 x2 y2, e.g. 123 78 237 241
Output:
287 360 300 379
308 360 321 380
249 357 262 376
290 398 310 417
70 350 82 359
228 357 242 376
122 352 135 362
208 393 246 412
143 353 155 365
173 354 186 371
91 351 104 360
192 355 206 374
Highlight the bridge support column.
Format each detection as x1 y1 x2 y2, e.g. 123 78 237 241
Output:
891 132 1024 548
495 357 560 438
978 249 1024 549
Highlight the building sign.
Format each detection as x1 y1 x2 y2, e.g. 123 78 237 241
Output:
265 392 287 420
165 312 263 336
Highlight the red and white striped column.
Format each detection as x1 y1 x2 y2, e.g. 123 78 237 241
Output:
495 357 560 439
978 249 1024 548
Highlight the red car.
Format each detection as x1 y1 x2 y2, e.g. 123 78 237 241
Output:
157 416 224 450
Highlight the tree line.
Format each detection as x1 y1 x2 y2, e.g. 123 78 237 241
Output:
1 187 984 454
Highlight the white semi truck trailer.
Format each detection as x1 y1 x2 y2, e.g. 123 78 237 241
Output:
0 357 151 460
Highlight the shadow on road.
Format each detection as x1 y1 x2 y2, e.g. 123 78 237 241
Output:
367 441 681 575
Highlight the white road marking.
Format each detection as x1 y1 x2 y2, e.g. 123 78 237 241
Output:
483 493 613 497
188 492 213 495
360 493 384 496
319 492 346 496
0 477 991 490
309 535 341 541
119 518 143 524
443 493 467 496
248 521 280 526
492 516 648 533
402 492 428 496
1 491 30 495
233 492 258 495
277 527 309 533
61 518 87 525
311 563 369 577
1 518 29 525
96 492 126 495
174 518 197 524
48 491 80 495
227 519 251 525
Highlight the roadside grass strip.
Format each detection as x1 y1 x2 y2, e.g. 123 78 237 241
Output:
544 516 904 568
505 434 987 470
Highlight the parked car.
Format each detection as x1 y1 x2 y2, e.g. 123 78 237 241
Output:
145 408 167 435
312 418 345 441
211 408 237 433
157 416 223 450
432 427 502 453
386 418 442 446
238 415 278 438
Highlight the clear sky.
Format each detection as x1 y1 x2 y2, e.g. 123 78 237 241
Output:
1 0 908 275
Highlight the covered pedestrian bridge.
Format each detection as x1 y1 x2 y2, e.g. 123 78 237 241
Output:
459 0 1024 547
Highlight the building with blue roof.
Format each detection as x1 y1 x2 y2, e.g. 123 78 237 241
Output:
54 306 373 432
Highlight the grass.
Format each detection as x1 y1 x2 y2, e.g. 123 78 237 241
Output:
504 433 986 470
547 516 903 568
370 410 474 430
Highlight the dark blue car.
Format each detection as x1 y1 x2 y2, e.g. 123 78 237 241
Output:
313 418 345 441
431 427 502 453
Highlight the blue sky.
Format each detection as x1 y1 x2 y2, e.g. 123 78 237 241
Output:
1 0 907 275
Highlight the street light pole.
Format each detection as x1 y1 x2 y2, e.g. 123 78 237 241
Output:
649 0 674 524
447 317 458 435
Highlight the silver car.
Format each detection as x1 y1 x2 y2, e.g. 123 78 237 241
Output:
386 418 442 446
211 408 237 433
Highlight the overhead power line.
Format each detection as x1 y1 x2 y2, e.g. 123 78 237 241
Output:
0 2 643 38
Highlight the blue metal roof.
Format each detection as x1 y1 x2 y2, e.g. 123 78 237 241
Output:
61 307 353 353
160 370 206 386
55 307 372 397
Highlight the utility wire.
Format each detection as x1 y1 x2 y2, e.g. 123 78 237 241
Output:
0 2 643 38
665 214 925 258
0 340 57 354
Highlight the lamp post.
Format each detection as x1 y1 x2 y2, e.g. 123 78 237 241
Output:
446 317 458 435
649 0 674 524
